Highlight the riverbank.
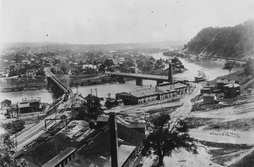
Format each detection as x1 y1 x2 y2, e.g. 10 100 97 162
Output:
0 74 117 93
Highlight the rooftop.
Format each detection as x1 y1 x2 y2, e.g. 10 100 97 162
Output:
42 147 76 167
203 93 216 97
23 134 74 167
18 102 30 108
224 83 241 88
157 85 177 93
201 88 211 90
129 87 158 98
217 79 236 84
174 83 188 89
1 99 11 104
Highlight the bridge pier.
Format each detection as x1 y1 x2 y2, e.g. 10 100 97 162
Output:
118 76 125 84
47 78 50 90
156 80 163 86
47 77 53 90
136 78 143 86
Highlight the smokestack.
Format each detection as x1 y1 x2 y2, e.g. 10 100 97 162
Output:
168 63 173 84
109 112 118 167
90 89 93 95
95 88 98 96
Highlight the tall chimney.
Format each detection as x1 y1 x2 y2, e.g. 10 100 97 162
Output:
168 63 173 84
90 89 93 95
109 112 118 167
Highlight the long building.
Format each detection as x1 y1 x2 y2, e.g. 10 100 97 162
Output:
116 83 188 105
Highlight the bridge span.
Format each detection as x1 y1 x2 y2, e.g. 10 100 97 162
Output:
203 56 247 63
108 71 186 86
44 69 73 98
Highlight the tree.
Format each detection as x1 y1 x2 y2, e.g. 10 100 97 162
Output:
0 133 16 167
85 94 102 116
141 113 197 167
99 64 106 73
0 133 28 167
105 99 118 109
171 57 181 64
243 58 254 76
223 61 234 74
104 59 114 68
3 120 25 135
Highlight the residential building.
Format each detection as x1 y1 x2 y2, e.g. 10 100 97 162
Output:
217 78 237 92
200 88 212 94
82 64 97 70
18 97 41 114
1 99 11 110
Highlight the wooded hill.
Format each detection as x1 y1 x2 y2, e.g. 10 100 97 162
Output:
184 18 254 59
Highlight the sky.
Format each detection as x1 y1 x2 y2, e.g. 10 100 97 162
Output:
0 0 254 45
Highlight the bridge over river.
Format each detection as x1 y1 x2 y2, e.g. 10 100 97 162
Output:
44 69 73 98
108 72 187 86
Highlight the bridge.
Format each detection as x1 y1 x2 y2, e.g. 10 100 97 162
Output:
14 70 74 152
108 65 187 86
44 69 73 98
203 56 247 63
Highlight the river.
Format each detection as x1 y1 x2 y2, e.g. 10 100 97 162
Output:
0 52 241 104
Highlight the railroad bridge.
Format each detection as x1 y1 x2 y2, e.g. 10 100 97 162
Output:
44 69 73 99
108 63 187 85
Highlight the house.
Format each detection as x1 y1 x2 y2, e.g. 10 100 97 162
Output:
18 97 41 114
1 99 11 110
203 84 216 92
6 108 18 118
129 67 138 73
217 79 236 92
200 88 212 94
22 59 31 65
82 64 97 70
203 94 216 104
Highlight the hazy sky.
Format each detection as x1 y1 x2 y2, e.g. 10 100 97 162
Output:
1 0 254 44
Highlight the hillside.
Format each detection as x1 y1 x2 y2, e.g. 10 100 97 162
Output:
184 18 254 59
